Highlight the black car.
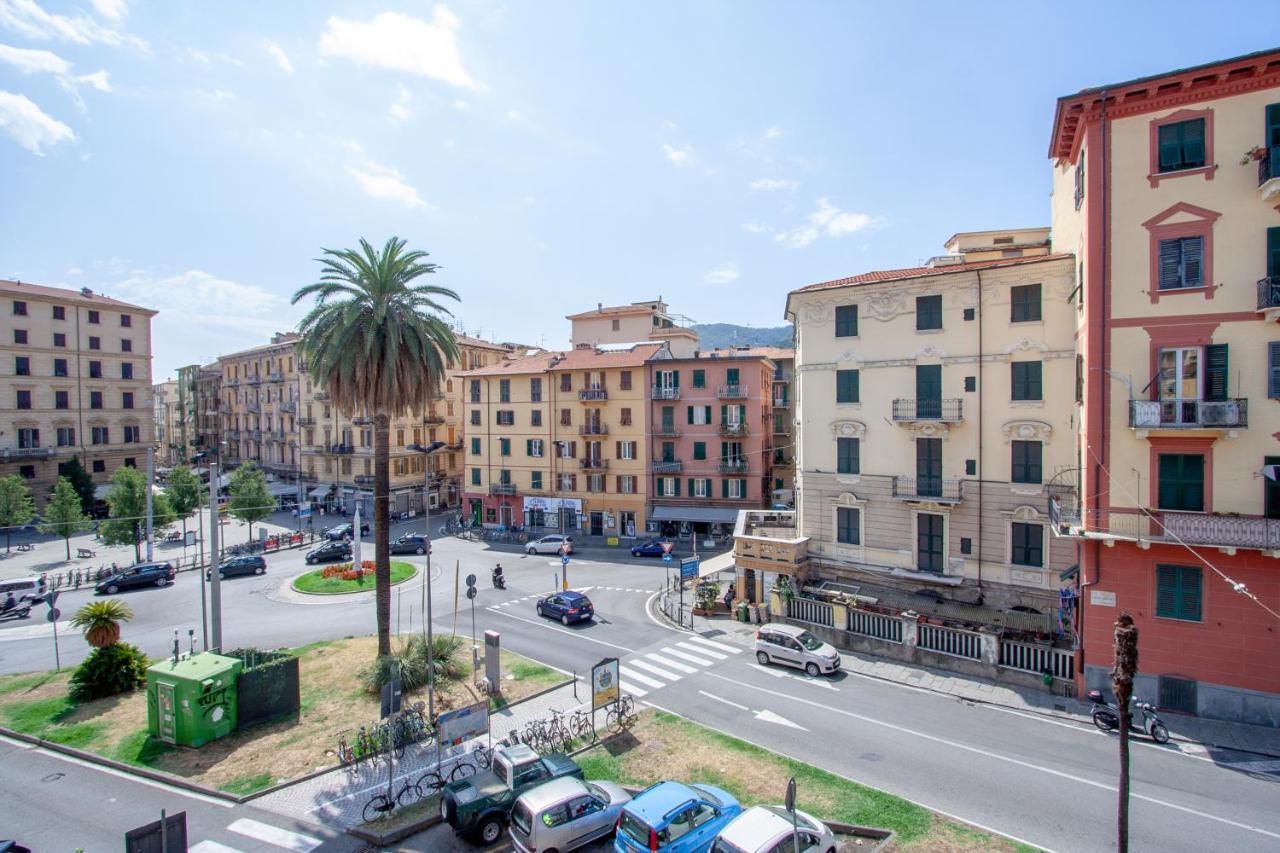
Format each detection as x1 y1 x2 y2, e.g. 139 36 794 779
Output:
324 522 370 541
207 555 267 580
306 541 352 564
95 562 176 595
389 534 431 555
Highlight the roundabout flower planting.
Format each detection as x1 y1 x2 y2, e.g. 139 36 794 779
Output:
292 560 418 595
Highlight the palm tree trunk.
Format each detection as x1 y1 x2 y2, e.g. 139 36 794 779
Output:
65 535 71 561
373 413 393 657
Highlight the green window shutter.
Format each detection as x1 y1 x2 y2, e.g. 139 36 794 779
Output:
693 442 705 460
693 369 705 388
727 368 739 385
1156 565 1203 621
656 478 664 497
1181 236 1203 286
720 404 728 424
704 479 713 496
1158 239 1182 290
722 478 729 498
1182 118 1205 166
687 478 695 497
1204 344 1228 402
1157 123 1182 171
1180 566 1203 620
687 405 694 425
673 478 681 497
526 439 532 455
672 371 679 388
1155 565 1179 617
738 404 746 422
704 405 712 423
835 304 858 337
1270 341 1280 399
1268 226 1280 278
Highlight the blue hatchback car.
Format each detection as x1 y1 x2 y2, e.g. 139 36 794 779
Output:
614 781 741 852
536 590 595 625
630 538 671 558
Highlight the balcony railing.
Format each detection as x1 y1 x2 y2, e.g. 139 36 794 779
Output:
892 399 964 422
579 457 609 471
579 388 608 401
353 415 373 425
652 387 680 400
424 413 445 425
719 422 749 437
225 378 240 387
279 400 297 414
268 371 286 382
354 474 375 485
892 476 964 503
311 443 354 455
718 458 749 474
245 402 261 413
579 424 609 435
314 391 330 401
1258 276 1280 311
1056 506 1280 551
652 460 683 473
1258 146 1280 186
717 385 748 399
773 371 792 382
250 430 263 441
247 376 262 385
654 423 681 437
2 446 55 459
1129 399 1248 430
489 483 519 496
772 422 791 435
297 416 315 427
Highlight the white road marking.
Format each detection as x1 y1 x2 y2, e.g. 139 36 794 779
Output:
0 622 56 641
698 690 748 711
675 640 726 660
227 819 321 852
619 666 666 689
686 635 740 654
660 647 714 666
189 842 245 853
644 590 686 634
645 652 696 673
485 607 634 652
577 586 595 593
755 708 808 730
629 659 682 680
622 683 649 697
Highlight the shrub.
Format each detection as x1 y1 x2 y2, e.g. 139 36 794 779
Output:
69 642 149 701
362 634 464 694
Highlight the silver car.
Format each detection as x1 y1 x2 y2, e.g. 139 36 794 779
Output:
754 623 841 676
509 776 631 853
711 805 837 853
526 534 575 555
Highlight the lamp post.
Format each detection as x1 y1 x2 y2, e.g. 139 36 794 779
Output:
551 440 569 535
194 446 223 651
408 440 445 724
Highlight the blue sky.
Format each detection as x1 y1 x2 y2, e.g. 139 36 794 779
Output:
0 1 1273 380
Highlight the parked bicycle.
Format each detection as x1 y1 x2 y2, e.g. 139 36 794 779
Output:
605 696 638 733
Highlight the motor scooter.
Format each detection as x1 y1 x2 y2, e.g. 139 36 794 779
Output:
491 567 506 590
0 602 32 621
1087 690 1170 743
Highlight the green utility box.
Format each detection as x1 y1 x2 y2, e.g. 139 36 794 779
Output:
146 652 243 747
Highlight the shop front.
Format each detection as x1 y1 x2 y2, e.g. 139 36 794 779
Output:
648 505 740 543
523 496 582 533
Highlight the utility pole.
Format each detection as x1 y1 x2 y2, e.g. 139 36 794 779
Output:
208 453 222 651
409 440 445 725
145 446 155 562
1113 612 1138 853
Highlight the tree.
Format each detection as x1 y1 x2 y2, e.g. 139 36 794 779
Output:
40 477 91 561
164 466 204 546
227 461 272 542
70 599 134 648
293 237 459 657
57 456 96 516
1112 611 1139 853
99 466 177 563
0 474 35 554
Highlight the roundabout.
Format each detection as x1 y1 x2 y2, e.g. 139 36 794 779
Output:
291 560 418 595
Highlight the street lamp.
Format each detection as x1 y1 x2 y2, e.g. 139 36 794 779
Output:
193 445 224 651
551 440 570 534
407 440 445 724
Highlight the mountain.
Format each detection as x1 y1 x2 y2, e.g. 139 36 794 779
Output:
692 323 792 351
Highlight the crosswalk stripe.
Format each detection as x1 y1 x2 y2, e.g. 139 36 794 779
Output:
189 842 245 853
645 652 697 673
227 818 322 853
630 658 682 680
619 665 666 689
675 640 726 660
686 635 741 654
622 683 649 697
660 647 714 666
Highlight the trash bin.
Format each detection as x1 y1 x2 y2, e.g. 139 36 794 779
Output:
146 652 242 748
736 601 750 623
748 603 760 624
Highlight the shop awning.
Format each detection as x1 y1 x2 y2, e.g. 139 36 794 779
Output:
309 486 330 498
267 482 297 497
649 506 740 524
698 550 735 578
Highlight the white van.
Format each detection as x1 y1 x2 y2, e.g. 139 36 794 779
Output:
754 623 841 676
0 576 46 605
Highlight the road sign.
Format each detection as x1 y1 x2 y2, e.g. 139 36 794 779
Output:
298 506 312 519
680 556 699 579
466 587 477 600
465 573 477 587
44 589 59 608
46 607 60 622
662 552 672 564
561 553 570 566
661 541 673 553
591 657 620 709
380 678 402 719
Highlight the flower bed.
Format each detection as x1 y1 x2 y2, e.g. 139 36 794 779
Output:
292 560 417 595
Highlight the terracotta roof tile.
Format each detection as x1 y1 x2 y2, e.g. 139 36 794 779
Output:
0 279 157 313
792 253 1074 295
459 343 666 376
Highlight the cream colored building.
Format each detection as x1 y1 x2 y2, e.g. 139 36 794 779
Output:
0 280 156 507
194 362 221 455
153 379 182 466
568 300 699 358
219 333 302 479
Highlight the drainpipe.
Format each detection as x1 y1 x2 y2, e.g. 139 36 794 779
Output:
975 268 985 597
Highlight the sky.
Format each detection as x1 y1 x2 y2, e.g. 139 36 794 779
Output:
1 1 1275 381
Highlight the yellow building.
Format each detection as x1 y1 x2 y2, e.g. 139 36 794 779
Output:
567 300 699 358
218 333 302 479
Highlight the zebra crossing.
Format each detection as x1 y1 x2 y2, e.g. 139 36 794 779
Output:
617 634 741 696
491 585 657 608
188 818 322 853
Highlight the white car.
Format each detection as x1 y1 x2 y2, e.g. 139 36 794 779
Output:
711 805 837 853
526 534 574 555
509 776 631 853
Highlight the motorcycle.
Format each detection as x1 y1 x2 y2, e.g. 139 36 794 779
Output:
491 568 506 590
1087 690 1170 743
0 603 32 622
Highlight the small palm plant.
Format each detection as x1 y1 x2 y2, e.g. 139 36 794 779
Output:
70 600 134 648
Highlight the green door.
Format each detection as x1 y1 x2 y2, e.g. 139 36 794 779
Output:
157 681 176 744
1267 104 1280 180
916 365 942 419
917 438 942 497
918 513 944 573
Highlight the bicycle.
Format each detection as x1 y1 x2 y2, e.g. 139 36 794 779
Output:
470 743 493 769
605 696 638 733
336 731 356 765
569 709 597 743
362 772 422 824
415 767 447 796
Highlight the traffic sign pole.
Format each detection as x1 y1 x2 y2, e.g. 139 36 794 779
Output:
560 545 571 591
46 590 61 671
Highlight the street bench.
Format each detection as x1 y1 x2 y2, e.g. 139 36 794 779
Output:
76 548 95 559
15 543 34 552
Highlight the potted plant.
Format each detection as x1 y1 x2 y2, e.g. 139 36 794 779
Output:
1240 145 1267 165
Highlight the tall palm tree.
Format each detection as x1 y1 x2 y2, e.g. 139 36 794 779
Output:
293 238 460 658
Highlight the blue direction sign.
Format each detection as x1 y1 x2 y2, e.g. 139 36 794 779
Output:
662 552 672 564
561 553 570 566
680 556 700 579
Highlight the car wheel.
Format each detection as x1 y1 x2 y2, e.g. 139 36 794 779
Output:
526 547 536 555
536 605 543 617
219 572 227 581
416 546 425 555
254 566 265 575
561 614 571 626
155 577 168 588
756 651 770 666
805 662 821 678
477 815 505 845
106 584 119 595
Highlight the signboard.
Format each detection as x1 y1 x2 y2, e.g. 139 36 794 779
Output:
125 811 187 853
436 700 489 747
680 556 700 579
591 657 620 709
662 553 672 564
297 506 312 519
380 678 402 719
561 553 570 566
1090 590 1117 608
523 496 583 512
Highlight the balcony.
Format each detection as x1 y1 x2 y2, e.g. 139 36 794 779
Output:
718 385 748 399
719 423 749 437
892 399 964 423
1129 399 1248 432
652 459 683 474
352 474 375 486
489 483 519 496
1054 506 1280 552
892 476 964 503
250 430 263 441
268 371 286 382
225 377 240 387
579 423 609 435
654 423 680 437
773 371 792 383
297 416 315 427
718 458 749 474
423 413 445 425
271 430 286 441
279 400 297 414
247 376 262 386
1258 276 1280 322
314 391 330 402
733 510 809 574
652 387 680 400
1258 146 1280 205
579 457 609 471
772 397 791 409
2 446 55 459
772 422 791 435
245 402 261 414
579 388 608 402
317 444 354 455
226 428 241 439
353 415 373 425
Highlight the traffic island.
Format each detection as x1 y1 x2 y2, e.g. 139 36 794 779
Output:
290 559 417 594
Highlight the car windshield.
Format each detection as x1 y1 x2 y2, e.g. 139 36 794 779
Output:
796 631 823 651
697 788 724 808
584 781 608 802
510 800 533 836
711 839 749 853
618 812 652 846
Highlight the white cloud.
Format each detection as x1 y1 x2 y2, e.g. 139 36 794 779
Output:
702 263 740 285
76 69 109 91
347 161 430 209
748 178 797 192
452 98 469 111
764 126 783 140
389 83 411 121
0 0 147 51
775 198 881 249
505 109 524 122
0 43 110 104
90 0 127 21
318 6 480 90
662 143 692 167
741 221 773 234
266 41 293 74
0 89 73 153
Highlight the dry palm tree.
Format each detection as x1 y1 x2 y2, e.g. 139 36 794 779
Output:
70 599 134 648
293 237 460 657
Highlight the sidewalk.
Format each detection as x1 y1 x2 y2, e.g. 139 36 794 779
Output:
699 616 1280 760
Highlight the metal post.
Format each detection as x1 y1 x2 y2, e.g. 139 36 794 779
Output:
51 616 60 671
209 457 222 652
145 446 155 562
423 460 435 727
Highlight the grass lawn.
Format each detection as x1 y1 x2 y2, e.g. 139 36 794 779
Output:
292 560 416 594
0 634 567 795
577 710 1039 853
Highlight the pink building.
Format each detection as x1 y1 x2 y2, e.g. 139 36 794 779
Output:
646 352 776 538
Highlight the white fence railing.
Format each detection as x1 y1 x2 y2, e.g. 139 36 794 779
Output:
999 639 1075 680
846 608 904 644
917 623 982 660
787 597 834 627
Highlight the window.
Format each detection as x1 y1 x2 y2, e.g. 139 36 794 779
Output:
560 408 572 427
692 478 709 497
88 360 102 379
620 371 632 390
1011 522 1043 567
620 407 631 426
618 441 635 460
496 410 514 425
14 356 29 376
727 478 745 498
530 378 542 402
611 318 620 331
16 389 31 409
1156 564 1202 622
55 390 68 409
1011 441 1042 484
837 437 859 475
56 427 74 446
91 426 109 444
499 438 511 456
120 314 131 327
692 442 706 461
12 300 26 316
53 332 66 347
587 474 605 493
19 465 34 479
560 374 572 392
13 329 27 345
92 460 105 473
837 507 860 544
689 405 710 425
558 473 577 491
1158 453 1205 512
618 475 636 494
470 410 481 426
121 338 132 353
88 336 100 350
498 379 510 402
87 310 100 324
531 409 542 427
469 380 481 403
470 437 481 455
1073 158 1085 210
916 294 942 330
1011 362 1042 401
1157 237 1203 290
52 358 67 377
528 439 543 457
835 304 858 337
964 375 976 393
124 425 139 444
692 369 705 388
17 428 38 448
531 471 543 490
1156 118 1205 173
1010 284 1042 322
471 467 481 486
90 391 103 409
122 391 134 409
52 305 64 320
836 369 859 404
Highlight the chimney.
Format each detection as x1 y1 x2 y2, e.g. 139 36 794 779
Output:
597 302 603 312
80 287 94 297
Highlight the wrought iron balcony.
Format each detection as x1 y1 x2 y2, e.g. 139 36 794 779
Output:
247 376 262 385
654 423 680 437
423 413 445 425
717 385 748 399
1257 276 1280 314
353 415 373 425
578 457 609 471
245 402 261 413
225 377 240 387
250 430 263 441
279 400 297 414
719 422 749 437
314 391 330 401
773 370 792 382
892 476 964 503
718 458 749 474
354 474 375 485
267 371 286 382
579 424 609 435
2 446 54 459
1056 507 1280 552
1258 146 1280 187
579 388 608 401
651 459 683 473
651 387 680 400
297 416 315 427
1129 399 1248 430
892 399 964 423
488 483 519 496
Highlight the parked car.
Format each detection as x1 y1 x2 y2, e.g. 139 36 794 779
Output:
527 534 574 555
207 555 266 581
536 590 594 625
389 534 431 555
323 522 370 541
630 538 671 558
615 781 741 853
305 541 352 564
94 562 175 595
711 805 836 853
0 576 47 605
442 743 584 845
510 776 632 853
754 623 841 677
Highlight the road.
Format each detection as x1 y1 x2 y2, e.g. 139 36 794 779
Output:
2 531 1278 851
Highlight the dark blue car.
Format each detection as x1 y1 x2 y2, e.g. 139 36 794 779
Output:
630 538 671 558
536 590 594 625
